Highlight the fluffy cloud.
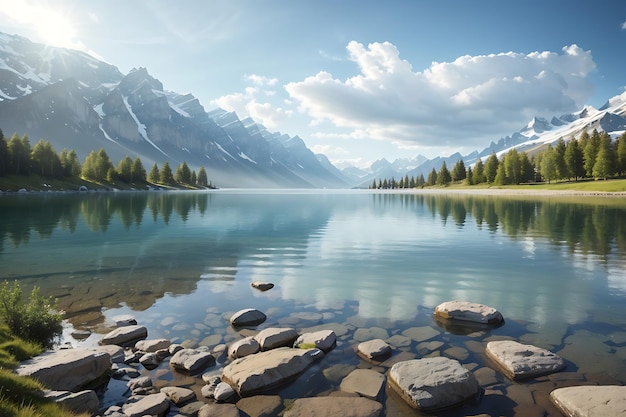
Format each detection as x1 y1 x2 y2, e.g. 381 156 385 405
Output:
285 41 596 151
212 76 291 129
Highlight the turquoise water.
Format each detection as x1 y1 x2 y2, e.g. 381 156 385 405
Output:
2 189 626 415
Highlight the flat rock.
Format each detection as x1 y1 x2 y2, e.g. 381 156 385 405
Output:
486 340 565 380
229 336 261 358
221 347 315 396
283 396 383 417
170 348 216 374
550 385 626 417
15 348 111 391
388 357 479 411
214 381 237 401
357 339 392 360
434 300 503 325
230 308 267 326
101 325 147 346
41 389 99 414
401 326 439 342
135 338 171 352
254 327 299 350
251 281 274 291
293 329 337 351
122 392 170 417
161 386 196 405
340 369 386 400
199 403 241 417
353 327 389 342
112 314 137 326
236 395 282 417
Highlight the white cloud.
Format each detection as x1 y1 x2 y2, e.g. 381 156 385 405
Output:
622 21 626 30
285 41 596 152
244 74 278 86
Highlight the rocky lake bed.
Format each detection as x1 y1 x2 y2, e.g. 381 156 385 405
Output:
15 293 626 417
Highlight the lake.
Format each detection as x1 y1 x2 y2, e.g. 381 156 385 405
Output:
2 189 626 416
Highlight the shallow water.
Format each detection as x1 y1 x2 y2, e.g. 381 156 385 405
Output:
2 189 626 416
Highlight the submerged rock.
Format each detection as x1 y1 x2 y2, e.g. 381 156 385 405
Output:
101 325 147 346
293 329 336 351
388 357 479 411
283 396 383 417
357 339 392 361
40 390 100 414
486 340 565 380
230 308 267 326
340 369 386 400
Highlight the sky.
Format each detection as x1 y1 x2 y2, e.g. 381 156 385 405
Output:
1 0 626 168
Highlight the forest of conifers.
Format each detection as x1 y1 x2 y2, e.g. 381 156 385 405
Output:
0 129 214 189
372 129 626 189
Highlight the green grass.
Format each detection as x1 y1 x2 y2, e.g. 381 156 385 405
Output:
0 324 89 417
439 178 626 193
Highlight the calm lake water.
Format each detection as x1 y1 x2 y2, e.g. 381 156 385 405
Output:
2 189 626 416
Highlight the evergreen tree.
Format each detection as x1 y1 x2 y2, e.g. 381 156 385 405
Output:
191 170 197 185
466 166 474 185
540 146 557 183
132 157 147 183
494 162 506 185
436 162 451 186
409 176 416 188
0 128 7 176
483 153 499 183
116 156 133 183
519 152 535 183
60 149 81 177
30 139 62 177
197 166 208 187
418 174 425 188
404 174 410 189
106 166 116 183
451 159 466 182
553 138 568 181
398 177 404 189
382 178 389 189
175 161 192 184
564 138 584 180
147 163 160 183
583 129 601 177
7 133 32 175
473 158 485 184
592 133 614 180
160 161 175 185
617 132 626 176
426 168 437 186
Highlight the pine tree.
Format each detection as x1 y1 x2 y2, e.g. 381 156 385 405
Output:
60 149 81 177
553 138 567 180
426 168 437 186
0 128 7 176
592 133 614 180
132 157 147 183
191 170 197 185
564 138 584 180
147 163 160 183
437 162 451 186
473 158 485 184
30 139 62 177
451 159 466 182
116 156 133 183
483 153 499 183
466 166 474 185
540 146 557 183
583 129 601 177
7 133 32 175
197 166 208 187
175 161 192 184
160 161 175 185
519 152 535 183
617 132 626 176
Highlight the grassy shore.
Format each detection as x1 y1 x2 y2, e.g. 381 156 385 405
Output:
417 178 626 195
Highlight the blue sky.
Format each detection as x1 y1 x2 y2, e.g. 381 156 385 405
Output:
1 0 626 168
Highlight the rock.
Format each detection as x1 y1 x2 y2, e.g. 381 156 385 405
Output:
139 352 161 368
135 338 171 352
170 348 216 374
401 326 439 342
254 327 299 350
486 340 565 380
201 376 221 399
161 386 196 405
127 376 152 392
388 357 479 411
221 347 315 396
41 389 100 414
550 385 626 417
92 344 125 363
169 343 184 355
293 330 336 351
15 348 111 391
101 325 147 346
386 334 412 348
229 336 261 358
122 392 170 417
357 339 392 360
111 365 140 379
340 369 385 400
198 403 241 417
230 308 267 326
70 329 91 340
179 401 206 416
214 381 237 401
283 396 383 417
251 281 274 291
112 314 137 326
353 327 389 342
434 300 504 325
236 395 282 417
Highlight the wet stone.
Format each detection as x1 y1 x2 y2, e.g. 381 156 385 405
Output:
386 334 411 348
357 339 392 360
340 369 385 400
486 340 565 380
402 326 439 342
378 351 417 368
444 346 469 361
473 366 499 387
290 311 323 321
283 396 383 417
236 395 282 417
434 300 503 325
550 385 626 417
353 327 389 342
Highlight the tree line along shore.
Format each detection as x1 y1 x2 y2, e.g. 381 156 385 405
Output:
0 129 216 191
371 129 626 189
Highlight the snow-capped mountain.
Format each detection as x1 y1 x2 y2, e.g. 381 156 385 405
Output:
0 32 348 188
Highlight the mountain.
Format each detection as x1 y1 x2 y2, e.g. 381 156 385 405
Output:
0 32 348 188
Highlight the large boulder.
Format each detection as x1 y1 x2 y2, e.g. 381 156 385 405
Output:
161 386 196 405
15 349 111 391
230 308 267 326
434 300 503 325
486 340 565 380
357 339 392 361
283 396 383 417
228 336 261 359
40 390 100 414
221 347 315 396
101 325 147 346
122 392 170 417
170 348 215 374
550 385 626 416
254 327 299 350
135 338 171 352
388 357 479 411
293 330 336 351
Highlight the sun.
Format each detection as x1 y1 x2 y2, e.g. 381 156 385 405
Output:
0 0 81 50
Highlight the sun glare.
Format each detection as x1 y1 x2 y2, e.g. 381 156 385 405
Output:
0 1 81 50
